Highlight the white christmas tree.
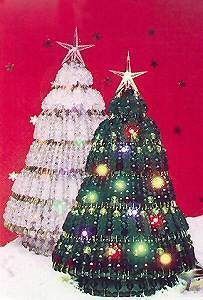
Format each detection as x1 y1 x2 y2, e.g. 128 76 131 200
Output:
4 28 106 256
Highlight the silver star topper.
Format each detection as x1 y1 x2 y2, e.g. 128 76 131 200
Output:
57 27 94 66
110 51 147 95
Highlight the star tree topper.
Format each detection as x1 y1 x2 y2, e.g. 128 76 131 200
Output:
57 27 94 66
110 51 147 95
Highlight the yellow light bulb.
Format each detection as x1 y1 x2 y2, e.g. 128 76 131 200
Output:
95 164 109 177
151 176 165 189
160 252 172 266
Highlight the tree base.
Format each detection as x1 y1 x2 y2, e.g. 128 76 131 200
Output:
76 275 178 297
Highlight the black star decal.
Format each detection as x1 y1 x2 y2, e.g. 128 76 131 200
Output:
5 63 14 72
151 60 158 68
148 29 156 36
174 126 182 134
93 32 102 41
43 38 54 47
178 80 186 88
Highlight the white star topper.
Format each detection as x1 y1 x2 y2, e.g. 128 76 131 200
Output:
110 51 147 95
57 27 94 66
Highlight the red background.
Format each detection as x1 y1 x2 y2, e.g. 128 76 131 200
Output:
0 0 203 245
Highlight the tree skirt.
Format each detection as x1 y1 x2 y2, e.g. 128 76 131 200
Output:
0 216 202 300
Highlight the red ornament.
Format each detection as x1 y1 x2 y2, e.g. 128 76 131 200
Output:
124 124 140 140
105 244 123 261
149 213 165 229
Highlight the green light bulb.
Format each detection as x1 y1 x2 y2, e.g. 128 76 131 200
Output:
86 191 98 204
114 179 126 191
133 241 149 257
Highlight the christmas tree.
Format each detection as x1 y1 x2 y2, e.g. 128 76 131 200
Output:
4 28 106 256
52 52 196 296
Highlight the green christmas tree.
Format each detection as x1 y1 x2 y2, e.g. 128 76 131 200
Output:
52 53 196 297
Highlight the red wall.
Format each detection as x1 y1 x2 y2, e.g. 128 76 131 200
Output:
0 0 203 245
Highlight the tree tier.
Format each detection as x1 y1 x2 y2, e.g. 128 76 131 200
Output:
53 62 93 88
34 108 105 141
53 227 194 284
42 87 105 111
10 169 83 201
26 140 91 171
72 274 178 297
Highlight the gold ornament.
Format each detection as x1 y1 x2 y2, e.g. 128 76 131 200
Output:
113 209 121 217
100 208 107 215
111 196 118 204
89 207 95 214
156 248 165 255
83 246 92 255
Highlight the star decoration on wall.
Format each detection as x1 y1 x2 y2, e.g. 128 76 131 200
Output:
44 38 54 47
57 27 94 65
151 60 159 68
110 51 147 95
30 115 38 125
174 126 182 134
148 28 156 36
5 63 14 72
8 172 18 181
178 80 186 88
93 32 102 41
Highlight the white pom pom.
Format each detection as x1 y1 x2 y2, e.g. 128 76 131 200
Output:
42 87 105 111
53 62 93 87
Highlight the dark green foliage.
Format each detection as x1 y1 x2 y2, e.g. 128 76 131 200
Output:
52 88 196 297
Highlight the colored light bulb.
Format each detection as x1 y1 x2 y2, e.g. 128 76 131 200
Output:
151 175 165 189
133 241 149 257
105 244 122 261
81 230 88 237
86 191 98 204
124 124 140 140
114 179 126 191
95 163 109 177
159 252 172 266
